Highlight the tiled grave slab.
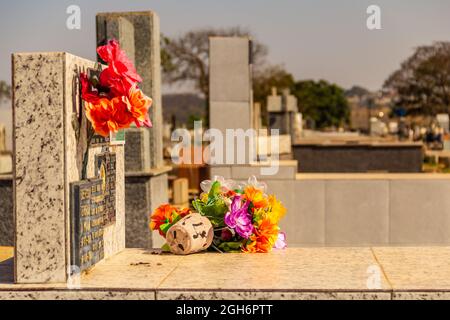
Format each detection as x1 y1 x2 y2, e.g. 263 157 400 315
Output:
158 248 390 291
2 247 450 300
372 247 450 291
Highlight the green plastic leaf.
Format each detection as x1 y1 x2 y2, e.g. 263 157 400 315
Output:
161 243 171 252
160 222 172 234
208 181 221 199
218 241 243 252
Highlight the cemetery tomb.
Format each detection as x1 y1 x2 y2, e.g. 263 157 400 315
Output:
13 52 125 283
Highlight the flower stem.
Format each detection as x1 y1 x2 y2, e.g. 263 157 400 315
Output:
210 243 224 254
81 126 95 181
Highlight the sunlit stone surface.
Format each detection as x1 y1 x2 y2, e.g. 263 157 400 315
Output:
1 247 449 300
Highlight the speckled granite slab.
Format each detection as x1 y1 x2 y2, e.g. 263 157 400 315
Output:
13 52 125 284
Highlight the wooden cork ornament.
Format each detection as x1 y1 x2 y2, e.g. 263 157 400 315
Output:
166 213 214 255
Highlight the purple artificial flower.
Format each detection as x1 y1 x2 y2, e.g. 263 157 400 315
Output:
273 231 287 250
224 196 254 239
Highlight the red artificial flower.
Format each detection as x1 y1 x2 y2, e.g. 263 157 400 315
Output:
80 73 100 104
97 39 142 97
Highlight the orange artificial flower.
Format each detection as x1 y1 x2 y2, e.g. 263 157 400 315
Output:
111 96 134 129
85 98 117 137
243 186 268 209
149 204 191 237
243 218 279 253
150 204 179 236
267 195 286 225
85 96 135 137
127 85 153 128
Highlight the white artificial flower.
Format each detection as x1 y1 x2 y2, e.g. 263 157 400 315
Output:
200 176 236 193
245 175 267 193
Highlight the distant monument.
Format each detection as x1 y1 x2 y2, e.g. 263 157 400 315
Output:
267 87 302 143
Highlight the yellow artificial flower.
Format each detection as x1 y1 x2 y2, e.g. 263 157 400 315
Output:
267 195 286 224
200 192 209 203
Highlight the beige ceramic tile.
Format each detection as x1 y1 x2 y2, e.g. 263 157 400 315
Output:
79 252 180 290
0 249 180 291
389 180 450 245
325 180 389 245
286 180 325 245
372 247 450 290
158 248 390 291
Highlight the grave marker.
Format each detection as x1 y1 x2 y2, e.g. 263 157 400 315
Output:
70 179 105 272
13 52 125 283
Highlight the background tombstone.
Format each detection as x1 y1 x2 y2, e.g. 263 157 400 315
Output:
13 52 125 283
0 174 13 246
267 87 300 143
96 11 169 249
209 37 254 165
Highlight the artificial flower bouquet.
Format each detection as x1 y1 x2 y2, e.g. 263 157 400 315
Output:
150 176 287 254
79 39 152 179
81 39 152 138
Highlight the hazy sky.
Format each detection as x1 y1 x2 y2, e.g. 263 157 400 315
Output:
1 0 450 92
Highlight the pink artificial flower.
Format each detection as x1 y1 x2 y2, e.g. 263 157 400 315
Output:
224 196 253 239
273 231 287 250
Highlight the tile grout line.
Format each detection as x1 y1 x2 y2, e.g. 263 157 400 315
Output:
370 247 394 296
154 262 181 300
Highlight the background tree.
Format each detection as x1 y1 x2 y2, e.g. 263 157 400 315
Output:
291 80 350 129
384 41 450 116
161 27 268 102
